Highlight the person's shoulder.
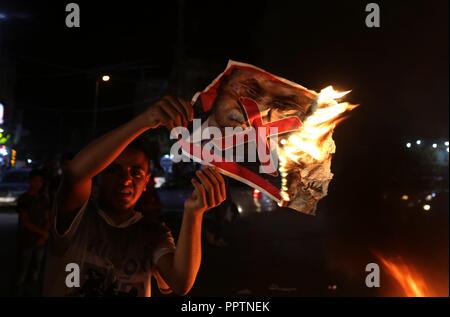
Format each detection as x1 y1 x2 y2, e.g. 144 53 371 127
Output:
84 199 104 221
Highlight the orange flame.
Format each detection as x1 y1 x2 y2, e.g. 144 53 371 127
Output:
281 86 357 162
278 86 357 203
378 255 431 297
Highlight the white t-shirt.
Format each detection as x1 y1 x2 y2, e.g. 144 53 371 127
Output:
43 199 176 297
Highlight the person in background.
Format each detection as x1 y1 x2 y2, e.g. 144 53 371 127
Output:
15 169 50 296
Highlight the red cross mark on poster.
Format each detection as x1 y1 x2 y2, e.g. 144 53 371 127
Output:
212 97 303 174
179 97 304 201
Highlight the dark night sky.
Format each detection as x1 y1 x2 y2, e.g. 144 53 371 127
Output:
0 0 449 296
0 0 448 165
0 1 448 298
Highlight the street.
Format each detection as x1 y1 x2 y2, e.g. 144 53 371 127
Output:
0 210 17 296
1 184 448 297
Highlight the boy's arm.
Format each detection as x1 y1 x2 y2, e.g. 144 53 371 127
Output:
56 96 193 234
156 166 226 295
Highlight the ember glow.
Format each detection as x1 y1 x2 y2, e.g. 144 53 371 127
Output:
278 86 357 204
378 255 431 297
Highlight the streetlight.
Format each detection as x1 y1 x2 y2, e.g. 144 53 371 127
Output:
92 75 111 137
0 146 7 156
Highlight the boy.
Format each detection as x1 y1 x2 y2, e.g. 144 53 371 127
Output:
43 96 226 296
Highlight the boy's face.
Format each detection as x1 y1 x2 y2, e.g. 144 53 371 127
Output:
98 148 150 212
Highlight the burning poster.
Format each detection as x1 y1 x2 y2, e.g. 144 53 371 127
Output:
171 60 357 215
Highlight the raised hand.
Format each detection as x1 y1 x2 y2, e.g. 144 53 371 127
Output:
184 165 226 216
145 95 193 130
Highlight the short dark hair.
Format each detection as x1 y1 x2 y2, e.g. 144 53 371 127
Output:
125 137 152 172
28 169 44 180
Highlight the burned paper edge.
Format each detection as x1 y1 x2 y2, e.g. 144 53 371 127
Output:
192 60 319 104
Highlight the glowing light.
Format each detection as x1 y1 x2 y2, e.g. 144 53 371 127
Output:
0 102 4 125
102 75 110 82
401 195 409 201
406 142 411 148
237 205 243 213
27 159 32 164
154 177 166 189
445 141 449 146
416 140 421 145
423 204 431 211
432 143 437 148
253 189 262 199
0 147 8 156
278 86 356 205
376 254 431 297
425 194 432 201
280 139 287 145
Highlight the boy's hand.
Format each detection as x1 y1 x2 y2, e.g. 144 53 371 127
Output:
145 96 193 130
184 166 226 216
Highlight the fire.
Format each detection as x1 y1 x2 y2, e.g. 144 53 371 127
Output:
278 86 357 203
377 255 431 297
282 86 356 162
